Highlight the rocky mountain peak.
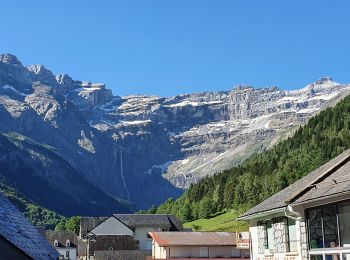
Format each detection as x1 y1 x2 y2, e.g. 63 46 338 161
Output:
232 85 254 92
0 54 23 66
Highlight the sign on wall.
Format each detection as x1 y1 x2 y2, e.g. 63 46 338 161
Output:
237 231 250 249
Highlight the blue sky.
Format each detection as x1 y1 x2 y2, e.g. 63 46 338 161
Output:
1 1 350 96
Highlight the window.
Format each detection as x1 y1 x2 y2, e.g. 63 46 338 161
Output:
306 201 350 249
65 250 70 257
338 203 350 247
322 205 338 248
287 218 298 252
54 239 59 247
66 239 70 247
308 208 324 248
266 220 274 251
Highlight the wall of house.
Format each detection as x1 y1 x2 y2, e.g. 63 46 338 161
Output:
90 217 133 236
250 215 306 260
134 226 162 251
56 247 77 260
153 243 244 259
153 241 167 259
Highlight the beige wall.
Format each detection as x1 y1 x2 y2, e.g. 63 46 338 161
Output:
135 226 162 251
152 242 243 259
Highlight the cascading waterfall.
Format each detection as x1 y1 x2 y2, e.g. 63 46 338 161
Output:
119 150 130 200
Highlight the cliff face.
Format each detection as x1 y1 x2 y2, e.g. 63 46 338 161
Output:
0 53 349 211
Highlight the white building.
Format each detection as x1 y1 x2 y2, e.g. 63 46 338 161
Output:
238 149 350 260
78 214 183 258
45 230 77 260
149 231 250 259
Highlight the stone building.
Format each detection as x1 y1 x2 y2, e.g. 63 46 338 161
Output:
239 149 350 260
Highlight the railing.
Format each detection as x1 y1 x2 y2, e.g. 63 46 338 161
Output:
309 247 350 260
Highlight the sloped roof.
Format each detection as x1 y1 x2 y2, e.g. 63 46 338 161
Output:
80 216 108 237
45 230 78 248
149 232 236 246
113 214 183 230
239 149 350 219
0 192 59 259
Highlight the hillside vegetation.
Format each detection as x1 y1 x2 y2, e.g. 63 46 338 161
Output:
0 183 64 229
184 211 249 232
149 94 350 223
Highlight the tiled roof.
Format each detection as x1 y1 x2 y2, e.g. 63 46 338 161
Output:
112 214 183 230
239 149 350 219
80 216 108 237
149 232 236 246
45 230 78 248
0 192 59 259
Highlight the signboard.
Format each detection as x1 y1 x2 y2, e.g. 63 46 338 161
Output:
236 231 250 249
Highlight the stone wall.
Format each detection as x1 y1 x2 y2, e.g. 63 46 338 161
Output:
299 220 309 260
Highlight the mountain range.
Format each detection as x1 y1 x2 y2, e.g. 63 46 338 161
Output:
0 53 349 214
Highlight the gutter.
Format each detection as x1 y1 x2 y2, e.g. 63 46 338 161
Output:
284 204 302 220
237 207 285 221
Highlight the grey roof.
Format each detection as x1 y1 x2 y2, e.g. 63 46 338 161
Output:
80 214 183 237
0 192 59 259
45 230 78 248
80 216 108 237
113 214 183 230
239 149 350 219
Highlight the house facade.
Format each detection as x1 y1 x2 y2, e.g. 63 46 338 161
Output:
149 231 250 259
78 214 183 259
46 230 78 260
239 149 350 260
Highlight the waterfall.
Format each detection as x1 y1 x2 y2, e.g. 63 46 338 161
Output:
119 150 130 200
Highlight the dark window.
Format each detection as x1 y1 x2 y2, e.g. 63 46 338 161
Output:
308 208 324 248
338 202 350 247
306 201 350 249
322 205 338 247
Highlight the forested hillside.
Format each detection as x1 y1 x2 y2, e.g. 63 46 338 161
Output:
147 94 350 222
0 183 64 229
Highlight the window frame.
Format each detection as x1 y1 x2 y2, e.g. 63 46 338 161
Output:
305 200 350 250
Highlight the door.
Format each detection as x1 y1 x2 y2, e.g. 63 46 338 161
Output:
200 247 209 257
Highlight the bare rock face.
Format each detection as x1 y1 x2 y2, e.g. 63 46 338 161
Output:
0 54 349 212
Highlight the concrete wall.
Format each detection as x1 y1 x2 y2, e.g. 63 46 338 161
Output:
153 243 246 259
134 226 162 250
57 248 77 260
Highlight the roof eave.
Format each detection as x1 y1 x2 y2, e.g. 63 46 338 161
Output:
237 207 285 221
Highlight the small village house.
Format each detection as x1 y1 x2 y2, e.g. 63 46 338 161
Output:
46 230 78 260
148 231 250 259
238 149 350 260
78 214 183 259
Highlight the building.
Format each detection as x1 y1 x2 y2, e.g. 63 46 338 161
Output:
0 191 59 260
238 149 350 260
46 230 78 260
149 231 250 259
78 214 183 259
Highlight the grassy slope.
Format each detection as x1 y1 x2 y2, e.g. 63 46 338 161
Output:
184 211 249 232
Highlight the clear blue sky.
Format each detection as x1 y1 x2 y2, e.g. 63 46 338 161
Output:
1 1 350 96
